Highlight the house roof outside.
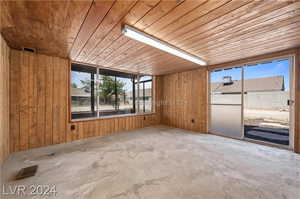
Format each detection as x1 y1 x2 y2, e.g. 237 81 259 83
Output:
71 88 90 97
211 76 284 93
71 87 152 98
126 88 152 98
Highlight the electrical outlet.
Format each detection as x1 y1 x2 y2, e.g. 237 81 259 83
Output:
71 125 76 131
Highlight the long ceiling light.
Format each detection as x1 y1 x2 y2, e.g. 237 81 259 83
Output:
122 24 207 66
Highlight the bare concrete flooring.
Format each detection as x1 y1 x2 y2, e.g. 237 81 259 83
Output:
2 126 300 199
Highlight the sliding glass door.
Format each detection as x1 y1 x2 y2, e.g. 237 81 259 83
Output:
209 67 243 138
209 56 294 148
243 59 292 146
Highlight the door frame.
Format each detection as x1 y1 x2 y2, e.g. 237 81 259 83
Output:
208 54 296 150
289 55 295 150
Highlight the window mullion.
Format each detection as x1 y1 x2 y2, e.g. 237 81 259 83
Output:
137 75 140 113
71 63 150 120
96 67 100 118
115 76 117 112
91 73 95 114
143 82 145 113
132 77 136 113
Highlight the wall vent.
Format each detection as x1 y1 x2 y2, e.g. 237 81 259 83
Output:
15 165 38 180
223 76 233 86
22 47 36 53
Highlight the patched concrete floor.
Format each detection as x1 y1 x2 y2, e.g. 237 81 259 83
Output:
2 126 300 199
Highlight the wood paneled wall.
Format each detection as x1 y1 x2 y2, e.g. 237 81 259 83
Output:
8 48 300 154
9 50 162 152
296 49 300 153
161 68 207 133
0 34 10 163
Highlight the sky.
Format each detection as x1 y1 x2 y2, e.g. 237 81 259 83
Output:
210 59 290 91
71 71 89 88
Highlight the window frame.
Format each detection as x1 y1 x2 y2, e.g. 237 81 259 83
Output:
98 73 136 116
208 54 296 150
69 62 155 122
135 77 153 113
71 64 97 119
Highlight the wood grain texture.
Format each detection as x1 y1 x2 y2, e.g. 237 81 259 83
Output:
161 68 208 133
9 50 162 152
76 0 138 62
6 47 300 154
296 48 300 153
0 34 10 164
208 49 298 71
70 0 116 59
1 0 93 58
2 1 300 75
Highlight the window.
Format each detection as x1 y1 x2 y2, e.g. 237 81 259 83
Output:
116 76 135 114
136 75 153 113
71 64 97 119
98 72 135 116
71 63 153 120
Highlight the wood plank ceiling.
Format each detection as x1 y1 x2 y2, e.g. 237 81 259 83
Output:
1 0 300 75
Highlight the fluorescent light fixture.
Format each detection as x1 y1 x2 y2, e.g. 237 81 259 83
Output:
122 24 207 66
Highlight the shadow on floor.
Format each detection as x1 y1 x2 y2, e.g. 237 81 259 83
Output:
244 125 289 146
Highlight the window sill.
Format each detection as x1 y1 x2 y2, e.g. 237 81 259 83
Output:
70 112 156 123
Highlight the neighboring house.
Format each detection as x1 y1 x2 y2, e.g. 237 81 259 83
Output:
72 87 135 106
126 88 152 104
211 76 288 110
71 87 91 106
211 76 284 93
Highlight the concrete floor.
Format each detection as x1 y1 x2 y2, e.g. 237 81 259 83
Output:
2 126 300 199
